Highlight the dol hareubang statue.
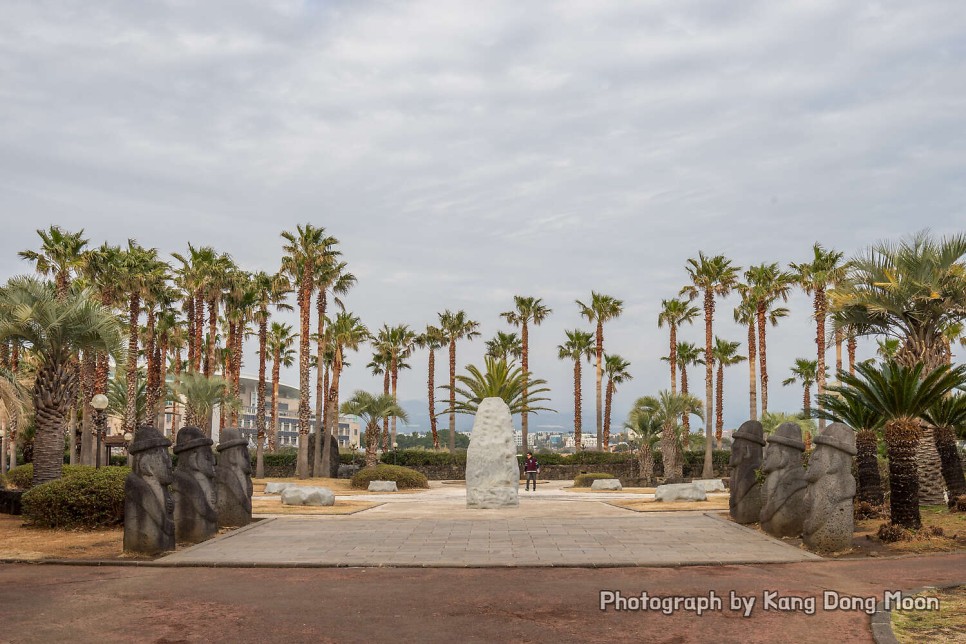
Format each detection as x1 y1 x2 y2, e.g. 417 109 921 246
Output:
729 420 765 524
802 422 857 553
172 426 218 544
215 428 253 527
760 422 807 538
124 425 176 555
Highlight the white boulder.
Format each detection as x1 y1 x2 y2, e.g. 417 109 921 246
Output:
465 397 520 509
655 483 708 502
368 480 398 492
264 482 295 495
280 486 335 506
590 479 623 491
691 479 726 493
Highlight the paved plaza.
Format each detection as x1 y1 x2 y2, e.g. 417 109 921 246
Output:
159 481 818 567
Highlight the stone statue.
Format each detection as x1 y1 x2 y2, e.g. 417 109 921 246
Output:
803 422 857 553
124 425 175 555
171 426 218 544
466 397 519 509
760 422 807 538
729 420 765 524
215 428 253 527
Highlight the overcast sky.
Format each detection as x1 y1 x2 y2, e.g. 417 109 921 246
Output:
2 1 965 433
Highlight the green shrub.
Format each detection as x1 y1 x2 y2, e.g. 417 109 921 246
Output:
21 466 130 529
381 449 466 467
351 464 429 489
5 464 98 490
573 472 619 487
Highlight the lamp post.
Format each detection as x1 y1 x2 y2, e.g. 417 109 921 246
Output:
91 394 108 468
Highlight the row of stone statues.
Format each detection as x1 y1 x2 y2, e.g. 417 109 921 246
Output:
124 425 253 555
730 420 857 553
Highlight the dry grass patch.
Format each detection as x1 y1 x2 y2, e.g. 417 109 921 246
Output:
610 499 730 512
0 515 124 560
892 586 966 643
251 497 379 516
567 486 657 494
855 506 966 555
253 477 424 496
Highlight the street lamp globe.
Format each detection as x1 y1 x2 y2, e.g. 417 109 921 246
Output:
91 394 109 411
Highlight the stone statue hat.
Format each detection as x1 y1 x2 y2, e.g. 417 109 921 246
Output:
173 426 214 454
732 420 766 446
766 422 805 451
216 428 248 452
812 422 857 456
128 425 172 454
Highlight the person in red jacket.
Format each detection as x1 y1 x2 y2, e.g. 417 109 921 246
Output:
523 452 540 491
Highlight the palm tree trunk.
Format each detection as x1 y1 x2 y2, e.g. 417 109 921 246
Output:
847 333 857 376
747 320 757 421
815 289 827 431
916 425 947 505
144 307 158 427
521 320 529 452
125 294 141 434
32 362 77 486
702 289 714 478
255 313 268 478
885 418 922 529
79 351 94 465
365 420 379 466
681 366 690 432
595 322 603 451
382 369 390 452
669 324 677 395
155 334 169 429
856 428 884 506
756 303 768 415
323 350 343 476
638 445 654 485
67 406 77 466
390 358 399 449
803 383 811 417
205 297 218 379
448 338 456 453
661 423 682 481
934 425 966 502
270 355 281 453
186 296 196 374
715 363 724 449
193 293 204 372
296 280 311 479
573 360 582 451
428 349 438 449
172 347 183 436
603 380 613 450
834 327 844 376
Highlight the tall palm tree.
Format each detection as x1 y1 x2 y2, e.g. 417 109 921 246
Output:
18 225 89 297
733 295 758 421
251 272 291 477
790 243 846 430
661 341 705 432
923 393 966 503
501 296 552 451
440 356 552 416
484 331 523 364
0 278 122 485
576 292 623 451
322 311 369 476
415 325 445 449
437 310 480 453
266 322 297 453
557 329 594 450
825 361 966 529
367 342 392 450
658 298 700 395
281 225 334 475
681 252 740 477
633 392 704 481
743 263 793 415
711 337 745 448
379 324 417 451
782 358 821 418
815 386 885 506
341 391 408 467
174 371 239 428
602 354 632 450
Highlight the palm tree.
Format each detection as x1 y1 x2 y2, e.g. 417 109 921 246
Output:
782 358 821 418
266 322 297 453
576 292 623 451
380 324 417 451
440 356 553 416
790 244 846 430
824 361 966 529
251 272 291 478
174 371 239 429
922 394 966 503
661 341 705 432
557 329 593 450
743 263 793 415
0 366 30 474
711 337 745 448
602 354 632 450
501 296 552 451
681 252 740 477
484 331 523 364
107 367 147 426
624 409 661 484
341 391 409 467
633 392 704 481
733 295 758 421
437 310 480 453
815 387 885 506
658 298 700 395
367 342 392 450
415 326 445 449
281 225 334 475
18 225 89 297
0 278 121 485
322 311 369 476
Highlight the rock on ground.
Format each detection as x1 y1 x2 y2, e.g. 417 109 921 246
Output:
691 479 726 493
281 486 335 506
590 479 622 491
655 483 707 502
368 481 398 492
264 482 295 495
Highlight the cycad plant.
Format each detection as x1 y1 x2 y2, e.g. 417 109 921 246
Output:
341 391 408 467
922 393 966 503
624 408 661 484
816 387 885 506
823 361 966 528
440 356 553 418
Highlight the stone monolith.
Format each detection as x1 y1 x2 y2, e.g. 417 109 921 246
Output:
172 426 218 544
215 428 253 527
124 426 176 555
760 422 807 538
729 420 765 524
465 397 519 509
802 422 857 553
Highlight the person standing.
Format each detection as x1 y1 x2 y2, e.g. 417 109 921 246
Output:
523 451 540 491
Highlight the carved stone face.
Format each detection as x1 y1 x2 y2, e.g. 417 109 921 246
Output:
730 439 751 467
186 447 216 479
223 446 251 476
804 446 830 484
761 443 783 474
138 449 174 486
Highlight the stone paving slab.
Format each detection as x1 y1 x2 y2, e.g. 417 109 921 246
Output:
159 512 819 567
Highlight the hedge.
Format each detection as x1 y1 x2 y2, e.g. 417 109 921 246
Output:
573 472 619 487
249 450 363 467
351 464 429 489
21 466 130 529
381 449 467 467
5 464 97 490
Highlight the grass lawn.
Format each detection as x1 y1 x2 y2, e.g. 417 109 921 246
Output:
853 505 966 555
253 477 426 495
892 586 966 643
567 486 657 494
0 515 124 560
610 499 729 512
